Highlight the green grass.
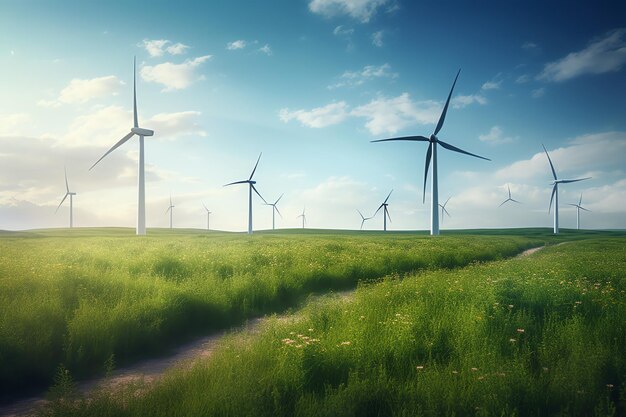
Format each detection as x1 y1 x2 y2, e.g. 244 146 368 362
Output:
47 236 626 417
0 227 553 401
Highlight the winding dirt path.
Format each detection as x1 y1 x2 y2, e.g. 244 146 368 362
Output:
0 245 550 417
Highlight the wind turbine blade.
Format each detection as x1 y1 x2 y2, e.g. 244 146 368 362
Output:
560 177 591 184
64 167 69 193
507 184 511 198
55 193 68 213
438 139 491 161
202 202 208 211
510 198 522 204
275 206 283 218
224 180 249 187
275 193 284 205
423 142 432 203
443 207 451 217
357 209 365 220
434 68 461 136
498 199 508 208
580 207 591 212
549 184 557 213
542 144 558 181
443 196 451 207
360 218 365 230
567 203 578 208
249 152 262 180
166 206 171 214
89 131 135 170
383 189 393 204
386 209 392 223
579 193 583 206
373 203 384 217
251 184 267 204
133 57 138 128
371 135 429 143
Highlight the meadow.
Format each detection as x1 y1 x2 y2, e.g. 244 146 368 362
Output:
38 233 626 417
0 227 550 402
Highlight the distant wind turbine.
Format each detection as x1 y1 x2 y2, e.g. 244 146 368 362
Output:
498 184 522 207
89 57 154 236
357 209 373 230
568 193 590 230
296 207 306 229
224 153 266 234
372 69 490 236
202 203 212 230
265 194 283 230
438 197 451 225
56 167 76 228
542 144 590 234
165 195 175 229
373 190 393 231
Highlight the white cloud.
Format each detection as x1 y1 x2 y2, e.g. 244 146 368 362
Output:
227 40 247 50
309 0 390 23
279 102 349 128
139 39 190 57
481 80 501 90
0 113 31 136
38 75 125 107
522 41 538 50
479 126 516 145
531 87 545 98
451 94 487 108
351 93 440 135
371 30 384 47
538 28 626 82
140 56 211 91
333 25 354 37
515 74 530 84
495 132 626 181
258 44 272 55
147 111 207 139
328 63 397 89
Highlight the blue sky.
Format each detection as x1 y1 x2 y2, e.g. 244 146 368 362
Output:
1 0 625 231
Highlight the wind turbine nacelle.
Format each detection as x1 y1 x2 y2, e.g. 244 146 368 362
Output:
430 134 438 142
132 127 154 136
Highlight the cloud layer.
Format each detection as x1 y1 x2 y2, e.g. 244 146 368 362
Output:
140 56 211 91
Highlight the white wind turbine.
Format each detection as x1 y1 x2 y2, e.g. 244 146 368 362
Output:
165 195 174 229
265 194 283 230
224 153 266 234
56 167 76 228
357 209 373 230
373 190 393 232
568 193 590 230
542 144 590 234
90 57 154 236
202 203 212 230
498 184 522 207
438 196 451 225
372 69 490 236
296 207 306 229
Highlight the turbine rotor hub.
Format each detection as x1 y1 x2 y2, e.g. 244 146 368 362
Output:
430 134 438 143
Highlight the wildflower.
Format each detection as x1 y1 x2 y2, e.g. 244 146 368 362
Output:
509 338 517 343
308 328 314 332
606 384 614 389
340 341 351 346
542 367 549 372
508 305 514 309
452 370 458 374
471 367 478 372
359 315 365 320
416 365 424 371
516 328 525 333
478 376 485 380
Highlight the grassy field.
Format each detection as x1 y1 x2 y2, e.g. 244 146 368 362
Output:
0 227 554 402
38 234 626 417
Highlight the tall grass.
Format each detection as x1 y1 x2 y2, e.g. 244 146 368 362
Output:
49 237 626 416
0 228 544 400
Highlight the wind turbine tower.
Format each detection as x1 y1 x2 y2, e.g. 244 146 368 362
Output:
542 144 590 234
224 153 266 234
166 196 174 229
56 167 76 228
568 194 590 230
372 70 490 236
90 57 154 236
297 207 306 229
373 190 393 231
202 203 212 230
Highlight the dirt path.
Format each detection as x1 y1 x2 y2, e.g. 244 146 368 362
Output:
0 245 550 417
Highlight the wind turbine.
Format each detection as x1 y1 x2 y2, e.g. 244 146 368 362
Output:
357 209 373 230
56 167 76 228
438 197 451 225
165 195 174 229
498 184 522 207
542 144 590 234
296 207 306 229
89 57 154 236
373 190 393 231
568 193 590 230
372 69 490 236
202 202 212 230
265 194 283 230
224 153 266 234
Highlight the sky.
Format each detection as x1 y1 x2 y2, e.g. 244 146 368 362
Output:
1 0 625 232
